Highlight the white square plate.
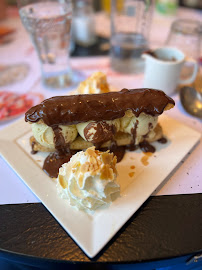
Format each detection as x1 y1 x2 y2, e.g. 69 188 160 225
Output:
0 116 201 258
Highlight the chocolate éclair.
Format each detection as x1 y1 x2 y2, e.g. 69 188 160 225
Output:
25 88 174 125
25 88 175 178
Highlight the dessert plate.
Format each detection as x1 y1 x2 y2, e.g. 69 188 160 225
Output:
0 26 15 45
0 116 200 258
0 91 44 122
0 63 30 86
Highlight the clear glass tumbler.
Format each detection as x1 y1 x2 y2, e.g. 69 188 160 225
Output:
165 19 201 80
110 0 154 74
17 0 74 90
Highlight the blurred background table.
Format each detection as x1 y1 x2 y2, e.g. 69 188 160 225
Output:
0 3 202 270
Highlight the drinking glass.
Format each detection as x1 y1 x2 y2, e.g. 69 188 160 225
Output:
165 19 201 80
110 0 154 74
17 0 75 90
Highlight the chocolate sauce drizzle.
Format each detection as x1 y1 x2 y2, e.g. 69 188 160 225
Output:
158 137 167 144
52 126 66 152
139 140 156 153
43 152 72 178
42 125 75 178
31 141 38 155
109 144 126 163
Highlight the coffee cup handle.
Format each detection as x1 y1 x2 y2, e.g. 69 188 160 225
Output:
178 57 198 85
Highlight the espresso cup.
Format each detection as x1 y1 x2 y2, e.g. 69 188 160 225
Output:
142 47 198 95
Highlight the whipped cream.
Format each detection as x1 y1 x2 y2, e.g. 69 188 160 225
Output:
77 71 110 94
57 147 120 212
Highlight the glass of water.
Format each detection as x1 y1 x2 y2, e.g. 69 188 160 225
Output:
165 19 201 80
110 0 154 74
17 0 75 90
165 19 201 60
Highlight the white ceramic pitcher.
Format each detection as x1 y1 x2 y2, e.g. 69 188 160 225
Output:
142 47 198 95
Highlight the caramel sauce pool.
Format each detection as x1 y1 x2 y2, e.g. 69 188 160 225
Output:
141 152 153 166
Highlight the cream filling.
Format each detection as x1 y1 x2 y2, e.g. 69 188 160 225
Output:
32 122 78 149
31 111 158 148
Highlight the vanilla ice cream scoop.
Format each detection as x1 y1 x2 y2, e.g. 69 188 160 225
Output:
120 111 158 144
57 147 120 212
77 71 110 94
32 122 78 150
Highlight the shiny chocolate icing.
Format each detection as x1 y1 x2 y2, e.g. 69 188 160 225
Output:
25 88 174 126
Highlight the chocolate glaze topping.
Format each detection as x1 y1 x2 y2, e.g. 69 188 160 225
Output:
25 88 175 126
